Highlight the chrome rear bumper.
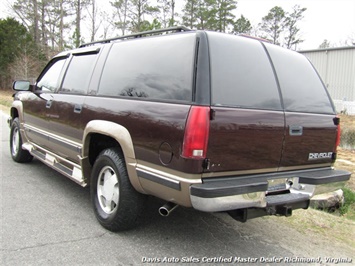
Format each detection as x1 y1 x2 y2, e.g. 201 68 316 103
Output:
190 168 350 212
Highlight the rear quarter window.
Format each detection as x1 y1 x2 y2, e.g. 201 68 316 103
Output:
208 32 282 110
98 33 196 102
265 43 335 114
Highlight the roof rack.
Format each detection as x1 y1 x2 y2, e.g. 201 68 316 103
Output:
80 26 192 48
238 34 271 43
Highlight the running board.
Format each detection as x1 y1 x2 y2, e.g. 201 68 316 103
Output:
22 142 87 187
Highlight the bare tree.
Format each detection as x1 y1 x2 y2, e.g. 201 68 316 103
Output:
86 0 102 42
158 0 176 27
111 0 131 35
12 0 40 43
284 5 307 50
70 0 90 47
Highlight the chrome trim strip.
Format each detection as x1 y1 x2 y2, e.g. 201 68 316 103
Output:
201 164 333 179
136 162 202 183
202 167 279 178
278 163 331 172
136 162 202 191
137 168 181 191
24 124 82 153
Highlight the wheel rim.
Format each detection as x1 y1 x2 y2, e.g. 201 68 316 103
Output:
12 127 20 156
97 166 119 214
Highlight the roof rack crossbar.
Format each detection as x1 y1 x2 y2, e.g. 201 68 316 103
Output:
80 26 192 48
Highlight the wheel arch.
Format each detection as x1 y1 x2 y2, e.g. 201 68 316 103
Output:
82 120 145 193
9 101 28 144
10 100 23 121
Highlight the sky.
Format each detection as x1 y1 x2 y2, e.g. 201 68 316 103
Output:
1 0 354 50
234 0 355 50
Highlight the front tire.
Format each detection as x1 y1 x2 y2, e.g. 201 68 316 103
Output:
90 148 145 231
10 118 33 163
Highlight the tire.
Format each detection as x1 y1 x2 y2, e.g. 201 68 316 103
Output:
90 147 145 231
10 118 33 163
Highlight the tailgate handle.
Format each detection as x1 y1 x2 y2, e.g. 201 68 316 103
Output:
289 125 303 136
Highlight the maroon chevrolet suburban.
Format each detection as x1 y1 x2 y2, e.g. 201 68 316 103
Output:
9 27 350 231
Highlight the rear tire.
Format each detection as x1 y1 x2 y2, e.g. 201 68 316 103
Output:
90 147 145 231
10 118 33 163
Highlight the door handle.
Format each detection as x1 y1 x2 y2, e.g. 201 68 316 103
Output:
289 125 303 136
74 104 82 114
46 99 53 108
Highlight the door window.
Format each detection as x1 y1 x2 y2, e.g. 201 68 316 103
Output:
37 58 67 92
61 53 98 94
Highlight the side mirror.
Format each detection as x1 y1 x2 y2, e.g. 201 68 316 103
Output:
13 80 31 91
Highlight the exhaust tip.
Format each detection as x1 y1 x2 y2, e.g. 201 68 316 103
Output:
159 202 178 217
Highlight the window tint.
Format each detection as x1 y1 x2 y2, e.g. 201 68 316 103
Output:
265 43 334 114
208 32 282 110
98 34 195 101
61 53 98 94
37 58 66 92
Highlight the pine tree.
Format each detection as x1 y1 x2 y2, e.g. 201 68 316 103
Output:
182 0 199 29
129 0 159 32
158 0 177 28
260 6 285 45
233 15 252 35
213 0 237 33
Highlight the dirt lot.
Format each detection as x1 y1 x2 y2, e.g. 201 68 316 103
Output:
336 148 355 190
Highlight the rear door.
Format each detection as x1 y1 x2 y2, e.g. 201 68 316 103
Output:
264 44 337 169
205 33 285 175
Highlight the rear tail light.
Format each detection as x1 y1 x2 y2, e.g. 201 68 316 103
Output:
182 106 210 159
335 124 341 148
335 125 341 147
334 116 341 151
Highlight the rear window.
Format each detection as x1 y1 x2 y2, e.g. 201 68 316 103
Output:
98 33 195 102
208 32 282 110
265 43 334 114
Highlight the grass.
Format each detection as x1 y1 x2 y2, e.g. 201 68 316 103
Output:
0 89 13 107
339 187 355 219
274 208 355 249
340 114 355 150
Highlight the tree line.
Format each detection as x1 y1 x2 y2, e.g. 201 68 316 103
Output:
0 0 307 89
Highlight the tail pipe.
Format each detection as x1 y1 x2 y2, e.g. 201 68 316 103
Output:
159 202 178 217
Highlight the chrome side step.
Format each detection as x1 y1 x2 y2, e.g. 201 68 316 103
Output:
22 142 87 187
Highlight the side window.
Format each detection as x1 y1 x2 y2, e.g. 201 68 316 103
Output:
98 34 195 102
208 32 282 110
36 58 66 92
61 53 98 94
265 43 334 114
